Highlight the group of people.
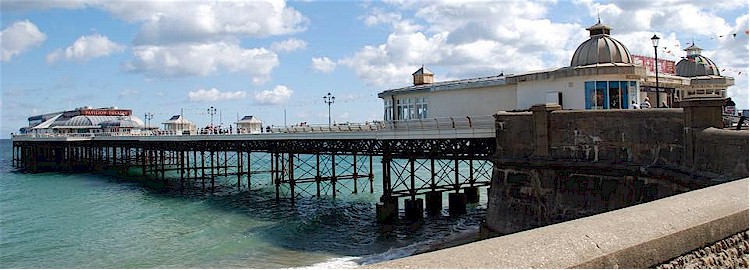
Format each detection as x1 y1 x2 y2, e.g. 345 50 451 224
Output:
630 97 668 109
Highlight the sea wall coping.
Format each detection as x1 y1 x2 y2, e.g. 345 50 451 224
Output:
366 178 748 269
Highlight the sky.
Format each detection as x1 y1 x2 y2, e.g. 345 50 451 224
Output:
1 0 748 137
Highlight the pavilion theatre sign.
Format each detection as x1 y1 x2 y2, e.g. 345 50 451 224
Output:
80 109 132 116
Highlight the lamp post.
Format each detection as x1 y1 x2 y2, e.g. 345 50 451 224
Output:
207 106 217 134
323 92 335 127
144 113 153 129
651 34 660 108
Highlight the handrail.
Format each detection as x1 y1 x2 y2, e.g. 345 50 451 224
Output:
11 115 496 139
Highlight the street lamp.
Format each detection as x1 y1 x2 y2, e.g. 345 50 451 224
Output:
651 34 660 108
144 113 153 129
323 92 335 127
207 106 217 134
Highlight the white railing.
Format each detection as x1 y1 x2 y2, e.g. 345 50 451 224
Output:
11 115 495 139
384 115 494 131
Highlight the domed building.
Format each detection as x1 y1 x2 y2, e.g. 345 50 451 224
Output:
674 43 734 100
21 106 145 135
377 19 733 119
570 20 633 67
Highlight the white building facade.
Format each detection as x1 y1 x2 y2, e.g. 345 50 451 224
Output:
378 20 733 119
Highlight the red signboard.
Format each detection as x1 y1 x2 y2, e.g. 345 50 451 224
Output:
79 109 132 116
632 55 676 75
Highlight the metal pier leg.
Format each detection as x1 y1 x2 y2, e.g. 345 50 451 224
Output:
369 155 374 193
410 158 416 201
316 154 321 197
180 151 185 191
273 152 279 201
289 153 295 204
331 153 337 199
141 148 147 178
237 151 242 191
201 151 206 191
247 151 252 189
210 151 215 192
353 153 358 194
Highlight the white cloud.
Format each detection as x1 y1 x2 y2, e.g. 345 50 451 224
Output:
47 34 124 63
1 20 46 62
254 85 293 105
341 1 582 87
117 88 140 99
188 88 247 102
271 38 307 52
0 0 89 11
123 41 278 84
311 57 337 73
122 1 308 45
362 9 401 27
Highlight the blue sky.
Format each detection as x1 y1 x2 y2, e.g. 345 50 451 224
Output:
2 0 748 137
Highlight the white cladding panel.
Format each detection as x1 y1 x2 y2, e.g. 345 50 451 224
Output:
515 74 638 110
428 84 517 117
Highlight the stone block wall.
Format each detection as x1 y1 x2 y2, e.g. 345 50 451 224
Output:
547 109 685 165
694 128 749 179
486 99 750 237
494 111 534 159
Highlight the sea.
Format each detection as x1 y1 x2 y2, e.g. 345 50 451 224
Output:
0 139 488 268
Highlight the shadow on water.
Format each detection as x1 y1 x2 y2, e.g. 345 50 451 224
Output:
6 165 487 260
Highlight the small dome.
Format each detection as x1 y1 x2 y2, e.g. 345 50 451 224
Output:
65 115 144 127
100 117 141 128
570 20 633 67
675 43 720 77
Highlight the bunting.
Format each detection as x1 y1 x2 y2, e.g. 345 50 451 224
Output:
681 29 749 43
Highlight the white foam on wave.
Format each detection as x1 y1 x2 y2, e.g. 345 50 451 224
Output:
290 256 361 269
354 242 423 266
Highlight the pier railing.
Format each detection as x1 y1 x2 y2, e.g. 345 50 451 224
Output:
12 115 495 139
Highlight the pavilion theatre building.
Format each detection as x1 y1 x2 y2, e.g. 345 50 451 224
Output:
378 20 735 120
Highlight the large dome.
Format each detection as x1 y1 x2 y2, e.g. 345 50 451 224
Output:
675 44 720 77
570 21 633 67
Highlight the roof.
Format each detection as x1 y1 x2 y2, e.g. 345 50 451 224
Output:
237 115 262 123
31 113 62 129
412 66 434 75
100 118 141 128
379 74 507 96
676 55 720 77
162 115 194 124
585 19 612 36
570 34 632 67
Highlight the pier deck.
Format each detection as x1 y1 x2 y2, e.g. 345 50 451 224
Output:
12 116 496 222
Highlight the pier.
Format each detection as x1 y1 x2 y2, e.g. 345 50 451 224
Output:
12 116 495 222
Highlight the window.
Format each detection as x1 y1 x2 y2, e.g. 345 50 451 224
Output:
585 80 635 110
390 97 429 120
384 99 393 121
416 97 429 119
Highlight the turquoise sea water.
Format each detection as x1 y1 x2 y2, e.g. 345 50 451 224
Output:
0 139 487 268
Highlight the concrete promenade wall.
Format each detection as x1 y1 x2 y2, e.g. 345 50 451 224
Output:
369 178 748 268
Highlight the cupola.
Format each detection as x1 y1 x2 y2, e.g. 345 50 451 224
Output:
412 65 434 85
676 43 720 77
570 19 633 67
